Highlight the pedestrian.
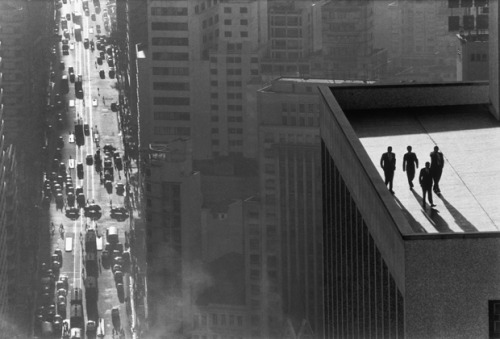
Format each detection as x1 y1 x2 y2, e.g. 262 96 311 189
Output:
419 162 436 208
430 146 444 194
380 146 396 194
403 145 419 190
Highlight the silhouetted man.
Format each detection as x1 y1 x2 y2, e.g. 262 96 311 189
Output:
430 146 444 194
419 162 436 208
380 146 396 194
403 145 419 189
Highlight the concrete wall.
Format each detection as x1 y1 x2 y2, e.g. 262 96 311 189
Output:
330 82 489 111
319 86 410 292
405 237 500 338
490 0 500 119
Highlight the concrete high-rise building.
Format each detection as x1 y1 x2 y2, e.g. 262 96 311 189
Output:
141 139 203 338
257 78 323 337
318 5 500 337
133 0 267 160
320 0 387 81
261 0 323 79
387 0 457 82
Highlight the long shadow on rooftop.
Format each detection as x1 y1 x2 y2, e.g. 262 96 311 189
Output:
412 190 452 233
438 194 478 232
393 195 427 233
348 105 499 138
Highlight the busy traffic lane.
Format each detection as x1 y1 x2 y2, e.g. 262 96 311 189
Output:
39 0 132 337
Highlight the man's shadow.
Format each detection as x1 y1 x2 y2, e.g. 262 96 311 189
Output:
437 194 478 232
393 195 426 233
411 190 453 233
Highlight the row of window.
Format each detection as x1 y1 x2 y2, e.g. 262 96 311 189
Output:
153 82 190 91
151 37 189 46
151 22 188 31
270 16 301 27
151 7 187 16
470 53 487 62
153 126 190 136
210 81 243 87
210 93 243 100
152 67 189 76
153 97 190 105
152 52 189 61
223 19 248 26
282 102 319 113
153 112 190 121
224 31 248 38
210 56 258 63
271 27 303 38
211 139 244 146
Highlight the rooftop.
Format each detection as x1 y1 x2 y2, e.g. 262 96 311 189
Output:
348 104 500 234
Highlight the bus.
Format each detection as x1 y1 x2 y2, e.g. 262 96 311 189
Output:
65 236 73 252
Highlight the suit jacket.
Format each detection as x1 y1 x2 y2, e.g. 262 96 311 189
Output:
430 151 444 170
419 167 433 189
403 152 418 171
381 152 396 171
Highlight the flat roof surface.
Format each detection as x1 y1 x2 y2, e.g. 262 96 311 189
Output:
349 104 500 234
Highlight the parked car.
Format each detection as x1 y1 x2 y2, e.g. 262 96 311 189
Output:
86 155 93 166
99 69 105 79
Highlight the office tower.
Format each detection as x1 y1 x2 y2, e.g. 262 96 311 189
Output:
261 0 323 79
388 0 457 82
142 139 202 338
319 9 500 334
258 78 323 337
133 0 267 160
320 0 387 81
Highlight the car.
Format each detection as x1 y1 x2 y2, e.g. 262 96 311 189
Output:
77 89 83 98
63 29 70 39
115 182 124 195
86 155 93 166
107 58 114 67
96 24 101 34
69 41 75 50
60 61 65 70
55 249 63 265
92 98 98 107
89 27 94 35
66 12 71 20
99 69 105 79
110 102 117 112
77 163 84 179
111 307 120 331
76 186 83 196
91 13 96 21
68 157 75 169
83 38 89 49
84 124 90 136
97 56 103 65
57 136 64 148
108 67 115 78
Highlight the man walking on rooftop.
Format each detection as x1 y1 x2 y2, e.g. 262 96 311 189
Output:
430 146 444 194
419 162 436 208
380 146 396 194
403 145 419 189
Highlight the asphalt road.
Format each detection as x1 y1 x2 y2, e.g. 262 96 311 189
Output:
44 0 133 337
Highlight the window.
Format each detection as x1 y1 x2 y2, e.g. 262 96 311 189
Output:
210 69 218 75
153 97 190 105
211 139 219 145
210 104 219 110
489 300 500 338
210 80 218 87
240 7 248 13
224 7 231 13
153 112 190 120
210 93 218 99
153 82 190 91
212 314 218 325
152 52 189 61
152 37 189 46
211 116 219 122
211 128 219 133
240 19 248 25
224 31 232 37
241 31 248 38
153 67 189 76
151 22 188 31
151 7 188 16
224 19 231 25
251 57 258 63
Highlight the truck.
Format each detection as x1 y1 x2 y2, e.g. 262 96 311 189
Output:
72 12 82 25
74 25 82 42
70 303 84 330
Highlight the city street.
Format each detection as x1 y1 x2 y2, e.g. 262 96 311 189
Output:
37 0 136 337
